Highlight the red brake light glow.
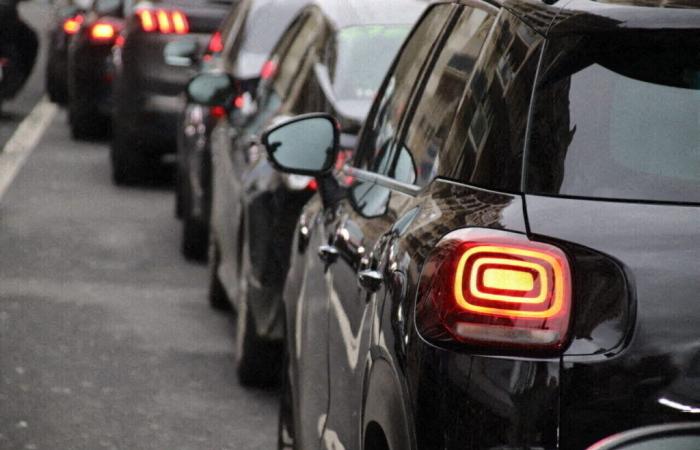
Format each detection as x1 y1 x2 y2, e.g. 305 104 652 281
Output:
63 15 83 35
210 106 226 119
90 22 116 41
208 31 223 53
137 8 188 34
415 228 571 355
260 60 277 80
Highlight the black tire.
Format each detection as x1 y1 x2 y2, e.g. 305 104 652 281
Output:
181 214 208 262
69 100 109 140
207 238 231 311
278 359 295 450
110 122 147 186
235 300 283 388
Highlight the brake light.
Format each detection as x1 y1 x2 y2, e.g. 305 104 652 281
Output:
415 228 571 355
207 31 223 53
90 22 116 42
136 8 188 34
210 106 226 119
63 15 83 35
260 60 277 80
307 179 318 191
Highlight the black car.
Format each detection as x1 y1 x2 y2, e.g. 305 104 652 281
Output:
66 0 124 139
262 0 700 449
109 0 234 185
174 0 307 261
45 0 89 105
187 0 427 387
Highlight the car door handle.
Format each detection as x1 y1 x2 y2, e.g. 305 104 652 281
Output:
358 269 383 293
318 244 339 264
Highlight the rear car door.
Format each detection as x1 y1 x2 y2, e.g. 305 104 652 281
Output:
321 3 500 448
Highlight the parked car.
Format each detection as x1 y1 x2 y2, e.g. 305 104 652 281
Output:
187 0 427 387
173 0 308 261
65 0 124 139
110 0 234 185
45 0 91 105
263 0 700 449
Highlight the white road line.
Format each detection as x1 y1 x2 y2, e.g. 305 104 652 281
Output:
0 97 57 201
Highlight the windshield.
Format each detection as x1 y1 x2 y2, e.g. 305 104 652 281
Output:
526 31 700 204
332 25 410 102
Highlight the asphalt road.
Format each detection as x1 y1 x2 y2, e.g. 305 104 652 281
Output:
0 4 278 450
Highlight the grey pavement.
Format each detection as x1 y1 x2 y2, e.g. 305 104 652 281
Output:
0 3 278 449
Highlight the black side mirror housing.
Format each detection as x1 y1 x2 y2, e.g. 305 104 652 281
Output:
261 113 340 177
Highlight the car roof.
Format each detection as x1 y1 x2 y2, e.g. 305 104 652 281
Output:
305 0 433 30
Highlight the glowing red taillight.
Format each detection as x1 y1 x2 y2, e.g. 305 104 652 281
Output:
415 228 571 355
136 8 188 34
63 15 83 35
90 22 116 42
260 60 277 80
207 31 223 53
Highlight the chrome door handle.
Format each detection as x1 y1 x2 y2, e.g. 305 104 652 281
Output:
358 269 383 293
318 244 339 264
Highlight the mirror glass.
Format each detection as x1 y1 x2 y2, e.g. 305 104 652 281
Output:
266 117 336 174
186 73 233 107
616 436 700 450
164 39 198 66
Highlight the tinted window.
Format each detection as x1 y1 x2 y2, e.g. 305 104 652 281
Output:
527 31 700 204
332 25 411 102
398 6 495 186
440 10 542 192
354 4 453 175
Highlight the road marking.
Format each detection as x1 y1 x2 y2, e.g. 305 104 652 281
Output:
0 97 57 201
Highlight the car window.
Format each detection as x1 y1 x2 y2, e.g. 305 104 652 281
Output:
396 5 495 186
354 4 453 175
439 10 543 192
526 30 700 204
331 25 411 103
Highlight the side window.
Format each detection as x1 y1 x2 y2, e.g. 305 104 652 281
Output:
354 4 454 175
396 6 496 186
439 11 544 192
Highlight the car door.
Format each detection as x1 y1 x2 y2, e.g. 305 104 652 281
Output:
319 3 499 448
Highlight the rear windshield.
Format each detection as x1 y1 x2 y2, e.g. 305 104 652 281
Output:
526 31 700 204
241 0 303 54
332 25 410 102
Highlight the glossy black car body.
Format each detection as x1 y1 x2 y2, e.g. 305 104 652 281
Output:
66 0 124 139
110 0 232 185
46 1 87 105
175 0 306 261
273 1 700 449
206 0 426 387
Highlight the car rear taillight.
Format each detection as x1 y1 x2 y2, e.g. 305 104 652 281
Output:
415 228 571 355
90 21 117 42
207 31 223 54
136 8 189 34
260 60 277 80
63 15 84 35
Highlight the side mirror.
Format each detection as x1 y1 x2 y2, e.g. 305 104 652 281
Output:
186 72 234 107
262 113 339 176
588 423 700 450
164 38 199 67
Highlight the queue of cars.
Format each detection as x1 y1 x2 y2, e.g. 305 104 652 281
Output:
46 0 700 448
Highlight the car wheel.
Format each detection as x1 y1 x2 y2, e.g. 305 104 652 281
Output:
110 122 146 186
182 214 208 262
277 360 295 449
69 100 109 140
207 237 230 311
235 298 283 387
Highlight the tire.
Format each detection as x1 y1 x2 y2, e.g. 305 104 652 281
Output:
277 359 295 449
110 122 147 186
207 238 231 311
181 214 208 262
69 99 109 140
235 298 283 388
